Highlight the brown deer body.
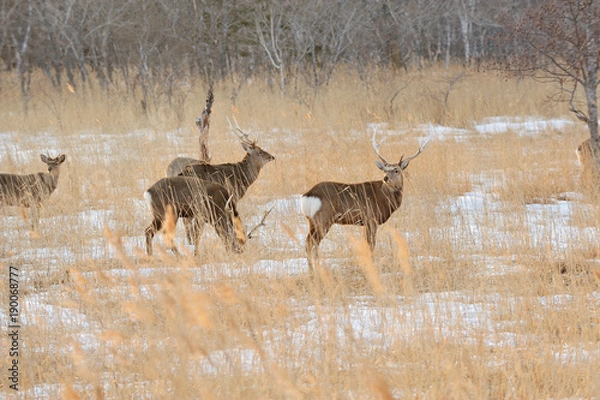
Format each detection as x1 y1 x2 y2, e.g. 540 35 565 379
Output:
0 154 66 230
301 130 431 268
144 177 246 255
179 148 275 201
166 121 274 244
167 156 201 178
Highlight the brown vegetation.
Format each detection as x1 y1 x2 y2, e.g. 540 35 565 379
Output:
0 69 598 398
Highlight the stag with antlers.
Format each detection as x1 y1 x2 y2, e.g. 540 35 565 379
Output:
166 118 275 244
300 128 432 270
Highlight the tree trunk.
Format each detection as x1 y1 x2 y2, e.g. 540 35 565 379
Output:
579 7 600 190
585 84 599 140
198 86 214 163
584 30 599 141
579 76 600 191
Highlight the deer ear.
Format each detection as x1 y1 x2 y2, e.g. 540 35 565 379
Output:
374 160 387 171
57 154 66 163
241 142 253 153
40 154 49 163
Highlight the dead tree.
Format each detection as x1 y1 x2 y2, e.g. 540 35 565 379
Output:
499 1 600 188
198 85 214 163
168 86 215 176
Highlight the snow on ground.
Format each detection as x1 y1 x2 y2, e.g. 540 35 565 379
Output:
0 116 599 393
474 116 574 136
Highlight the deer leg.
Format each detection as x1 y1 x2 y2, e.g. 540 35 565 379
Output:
364 221 378 252
183 217 199 245
306 219 332 273
145 218 162 256
192 218 204 256
30 204 40 232
212 215 237 254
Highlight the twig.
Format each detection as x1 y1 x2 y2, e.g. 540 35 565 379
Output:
247 206 274 239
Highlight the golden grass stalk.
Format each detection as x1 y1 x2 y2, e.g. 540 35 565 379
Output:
389 230 415 296
351 236 385 297
0 67 598 398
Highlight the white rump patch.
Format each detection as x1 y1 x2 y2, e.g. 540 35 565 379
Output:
143 191 153 212
300 196 322 219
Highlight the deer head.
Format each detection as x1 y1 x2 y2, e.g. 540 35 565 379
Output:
227 117 275 167
371 127 432 191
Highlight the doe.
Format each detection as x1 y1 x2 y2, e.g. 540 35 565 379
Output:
0 154 66 231
144 176 246 256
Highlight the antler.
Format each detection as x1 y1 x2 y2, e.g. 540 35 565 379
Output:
371 126 392 166
227 116 254 145
247 206 274 239
400 126 434 168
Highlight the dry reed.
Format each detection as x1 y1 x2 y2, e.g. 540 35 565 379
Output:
0 67 598 399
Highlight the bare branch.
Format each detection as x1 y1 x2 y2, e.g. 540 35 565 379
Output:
247 206 274 240
568 82 590 123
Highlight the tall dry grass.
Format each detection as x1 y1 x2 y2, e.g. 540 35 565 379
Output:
0 67 599 398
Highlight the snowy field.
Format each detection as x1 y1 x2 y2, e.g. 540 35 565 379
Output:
0 116 599 398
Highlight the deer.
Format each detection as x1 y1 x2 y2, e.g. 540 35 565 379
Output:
300 129 432 270
166 118 275 244
576 138 600 190
0 154 66 231
144 176 247 256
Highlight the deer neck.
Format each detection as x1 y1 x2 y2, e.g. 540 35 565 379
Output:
380 180 403 207
42 168 61 194
240 155 262 184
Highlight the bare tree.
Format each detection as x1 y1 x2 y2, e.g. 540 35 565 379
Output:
499 0 600 183
254 2 286 97
10 0 32 102
0 0 553 104
198 86 214 163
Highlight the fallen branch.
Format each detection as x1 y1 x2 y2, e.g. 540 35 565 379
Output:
247 206 275 239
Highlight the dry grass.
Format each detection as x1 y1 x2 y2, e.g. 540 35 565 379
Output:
0 67 599 399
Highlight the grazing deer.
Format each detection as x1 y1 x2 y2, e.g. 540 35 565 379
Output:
0 154 66 230
144 176 246 256
167 119 275 244
576 138 600 189
301 129 432 269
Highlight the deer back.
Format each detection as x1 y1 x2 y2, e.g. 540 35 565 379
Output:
166 157 202 177
0 154 65 206
147 177 213 219
146 176 246 249
0 174 31 206
181 158 257 202
304 180 403 225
